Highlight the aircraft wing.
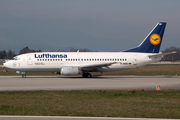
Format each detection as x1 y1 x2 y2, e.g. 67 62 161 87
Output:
80 62 117 71
148 51 177 58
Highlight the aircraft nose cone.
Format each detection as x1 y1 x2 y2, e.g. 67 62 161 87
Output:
3 61 13 69
3 63 9 68
3 62 7 67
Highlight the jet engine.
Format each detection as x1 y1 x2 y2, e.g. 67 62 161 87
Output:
60 66 79 75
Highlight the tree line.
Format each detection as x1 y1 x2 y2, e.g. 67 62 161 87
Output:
0 46 180 61
0 46 41 59
0 49 16 59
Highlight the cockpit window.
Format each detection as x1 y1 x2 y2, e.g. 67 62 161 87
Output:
12 57 17 60
12 57 20 60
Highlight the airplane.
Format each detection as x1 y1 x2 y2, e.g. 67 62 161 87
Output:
3 22 176 78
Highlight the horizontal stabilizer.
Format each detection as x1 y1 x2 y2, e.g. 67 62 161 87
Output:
148 51 177 58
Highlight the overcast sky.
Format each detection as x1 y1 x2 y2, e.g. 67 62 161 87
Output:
0 0 180 53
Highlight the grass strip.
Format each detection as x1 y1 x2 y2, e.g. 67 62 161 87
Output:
0 90 180 118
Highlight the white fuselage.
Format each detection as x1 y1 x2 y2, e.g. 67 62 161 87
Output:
4 52 162 73
2 22 168 78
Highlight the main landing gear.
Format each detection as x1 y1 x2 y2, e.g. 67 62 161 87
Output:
82 73 92 78
22 74 26 78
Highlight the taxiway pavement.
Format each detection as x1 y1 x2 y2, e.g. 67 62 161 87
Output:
0 75 180 91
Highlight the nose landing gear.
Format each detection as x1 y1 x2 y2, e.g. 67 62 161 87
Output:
16 71 26 78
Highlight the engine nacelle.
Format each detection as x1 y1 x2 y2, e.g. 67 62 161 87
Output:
60 66 79 75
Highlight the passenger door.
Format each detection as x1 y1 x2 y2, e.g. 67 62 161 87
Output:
133 55 137 65
27 55 33 65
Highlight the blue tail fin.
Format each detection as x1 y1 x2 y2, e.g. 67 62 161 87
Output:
123 22 166 53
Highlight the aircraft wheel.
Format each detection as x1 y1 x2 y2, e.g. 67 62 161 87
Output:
82 73 86 78
82 73 92 78
87 73 92 78
22 74 26 78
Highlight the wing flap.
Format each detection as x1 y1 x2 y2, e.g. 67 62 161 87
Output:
80 62 116 71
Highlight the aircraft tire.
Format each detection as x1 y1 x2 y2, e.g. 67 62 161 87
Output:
82 73 92 78
22 74 26 78
87 73 92 78
82 73 85 78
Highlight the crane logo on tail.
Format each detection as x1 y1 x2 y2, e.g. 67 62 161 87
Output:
150 34 161 45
